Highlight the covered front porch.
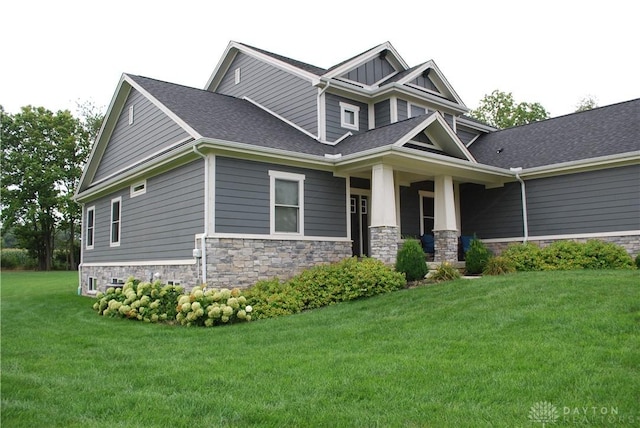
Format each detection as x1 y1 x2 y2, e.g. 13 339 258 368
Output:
338 149 512 266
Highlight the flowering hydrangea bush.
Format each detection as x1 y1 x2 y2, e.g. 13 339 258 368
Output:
175 286 252 327
92 278 183 323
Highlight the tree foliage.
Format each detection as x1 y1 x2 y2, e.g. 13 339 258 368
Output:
575 95 598 112
470 90 549 129
1 103 102 270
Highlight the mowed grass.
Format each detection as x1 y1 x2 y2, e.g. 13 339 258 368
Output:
1 270 639 427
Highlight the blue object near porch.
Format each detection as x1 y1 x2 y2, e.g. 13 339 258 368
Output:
421 234 435 255
459 235 473 260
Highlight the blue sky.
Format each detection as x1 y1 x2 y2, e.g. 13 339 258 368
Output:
2 0 638 118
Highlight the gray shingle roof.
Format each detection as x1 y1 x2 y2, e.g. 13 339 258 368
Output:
128 75 330 157
469 98 640 169
235 43 327 76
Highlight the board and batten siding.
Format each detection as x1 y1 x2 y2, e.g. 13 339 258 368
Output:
83 160 204 263
461 165 640 239
341 56 396 86
325 94 369 142
93 89 189 183
216 52 318 136
374 100 391 127
215 156 347 237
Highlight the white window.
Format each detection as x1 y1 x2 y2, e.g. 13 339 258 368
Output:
269 170 305 235
235 67 241 84
339 102 360 131
408 102 427 118
86 206 95 249
110 197 122 247
130 180 146 198
128 105 134 125
88 277 97 292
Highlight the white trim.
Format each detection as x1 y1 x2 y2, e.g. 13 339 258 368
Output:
481 230 640 244
407 101 428 118
390 96 398 123
85 206 95 250
269 170 305 235
80 259 197 267
128 105 134 125
243 96 319 140
129 180 146 198
210 232 351 242
234 67 241 84
368 102 375 130
418 190 435 236
339 102 360 131
110 197 122 247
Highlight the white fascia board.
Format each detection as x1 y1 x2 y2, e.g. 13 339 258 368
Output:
456 116 497 133
396 61 466 108
515 151 640 179
322 42 408 80
75 74 132 199
123 75 202 140
207 41 320 91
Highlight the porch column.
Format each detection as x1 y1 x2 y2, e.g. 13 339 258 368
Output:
433 175 458 263
369 164 399 264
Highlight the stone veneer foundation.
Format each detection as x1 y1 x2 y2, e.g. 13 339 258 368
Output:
203 237 352 289
369 226 399 265
434 230 459 263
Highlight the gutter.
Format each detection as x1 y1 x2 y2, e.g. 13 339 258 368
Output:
192 145 208 284
510 167 529 243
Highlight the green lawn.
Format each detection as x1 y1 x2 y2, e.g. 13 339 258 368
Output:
2 270 639 427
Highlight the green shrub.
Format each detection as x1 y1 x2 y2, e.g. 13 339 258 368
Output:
464 238 492 274
501 242 544 271
247 257 406 319
245 278 304 320
581 240 634 269
483 256 516 275
395 239 428 282
176 286 252 327
0 249 37 270
93 278 185 324
541 240 589 270
429 262 461 282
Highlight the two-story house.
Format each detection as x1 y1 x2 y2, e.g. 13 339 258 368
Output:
75 41 640 294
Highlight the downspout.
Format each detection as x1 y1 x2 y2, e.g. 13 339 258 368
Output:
78 203 85 295
510 167 529 243
193 145 208 284
316 81 331 141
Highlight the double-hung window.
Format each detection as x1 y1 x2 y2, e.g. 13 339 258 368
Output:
269 171 305 235
86 206 95 249
110 197 122 247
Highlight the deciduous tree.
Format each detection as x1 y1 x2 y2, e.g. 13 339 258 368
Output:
470 90 549 129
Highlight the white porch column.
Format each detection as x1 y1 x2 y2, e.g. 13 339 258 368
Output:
433 175 459 262
370 164 397 227
369 164 399 264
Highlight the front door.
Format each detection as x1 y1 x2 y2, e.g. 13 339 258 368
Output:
350 194 369 257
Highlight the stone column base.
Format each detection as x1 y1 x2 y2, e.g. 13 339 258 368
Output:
369 226 399 265
434 230 458 263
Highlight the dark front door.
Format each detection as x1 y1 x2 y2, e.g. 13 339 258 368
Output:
350 194 369 257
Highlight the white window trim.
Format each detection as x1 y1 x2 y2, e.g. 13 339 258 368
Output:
407 102 428 118
86 206 95 250
88 277 98 294
110 197 122 247
339 102 360 131
128 105 134 125
235 67 241 84
419 190 435 236
130 180 147 198
269 170 305 236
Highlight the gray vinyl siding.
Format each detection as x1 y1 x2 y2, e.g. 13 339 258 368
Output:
411 74 438 92
342 57 395 85
93 89 189 182
83 160 204 262
374 100 391 127
456 126 479 146
397 99 408 121
216 52 318 135
215 156 347 237
325 94 368 141
461 165 640 238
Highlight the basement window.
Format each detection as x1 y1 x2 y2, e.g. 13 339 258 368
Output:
130 180 147 198
88 277 97 293
167 280 181 286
